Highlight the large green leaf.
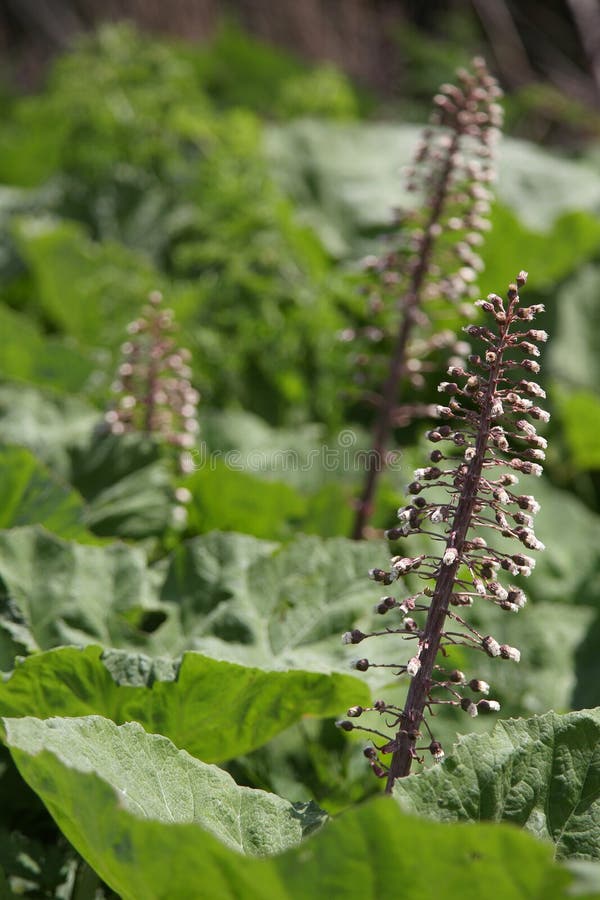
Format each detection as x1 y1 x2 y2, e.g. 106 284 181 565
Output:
0 445 91 540
185 461 307 540
528 478 600 607
66 427 177 540
266 121 600 277
547 265 600 397
158 531 388 668
1 716 325 855
393 709 600 860
0 527 161 659
0 384 99 478
185 460 353 540
0 645 370 763
0 528 390 682
555 390 600 471
12 217 162 346
1 715 588 900
573 609 600 710
0 305 96 395
545 264 600 472
0 393 177 539
481 205 600 293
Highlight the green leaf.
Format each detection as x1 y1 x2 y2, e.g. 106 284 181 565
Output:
0 390 176 539
573 609 600 710
547 265 600 397
0 527 160 660
555 390 600 470
0 305 96 395
0 645 371 763
198 409 369 492
1 716 325 856
393 709 600 860
266 120 600 279
530 478 600 607
481 206 600 293
185 461 307 540
0 384 99 478
185 460 354 541
0 445 91 540
158 532 389 668
12 217 162 346
1 715 584 900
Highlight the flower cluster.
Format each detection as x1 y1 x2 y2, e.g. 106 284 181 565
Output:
104 291 200 474
350 58 503 538
338 272 550 791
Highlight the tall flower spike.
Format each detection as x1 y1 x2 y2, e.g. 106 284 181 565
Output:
105 290 200 474
351 57 503 539
338 272 550 792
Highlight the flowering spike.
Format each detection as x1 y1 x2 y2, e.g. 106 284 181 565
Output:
105 291 200 475
351 58 503 538
339 272 550 792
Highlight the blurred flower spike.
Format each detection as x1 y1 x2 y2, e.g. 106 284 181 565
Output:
105 290 200 475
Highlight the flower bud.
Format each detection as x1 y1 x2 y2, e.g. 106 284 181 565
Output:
342 630 367 645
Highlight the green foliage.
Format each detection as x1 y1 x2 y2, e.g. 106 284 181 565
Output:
12 216 162 347
0 305 96 395
1 714 593 900
195 22 361 119
0 527 160 656
555 390 600 470
2 716 325 854
185 461 353 540
0 446 89 540
266 120 600 277
0 646 369 763
393 709 600 860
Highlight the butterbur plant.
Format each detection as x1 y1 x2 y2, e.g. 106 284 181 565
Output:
351 57 503 538
105 290 200 474
338 272 550 793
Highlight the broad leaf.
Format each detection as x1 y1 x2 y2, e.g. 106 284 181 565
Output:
547 265 600 402
0 384 98 478
1 716 325 856
12 217 162 346
0 401 178 539
0 445 91 541
0 645 371 763
185 461 354 540
0 305 96 395
0 527 160 660
185 461 307 540
266 120 600 281
573 609 600 710
393 709 600 860
1 715 585 900
555 390 600 471
158 531 389 668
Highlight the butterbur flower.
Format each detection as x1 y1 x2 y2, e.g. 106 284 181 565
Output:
105 291 200 475
337 272 550 792
351 58 503 538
